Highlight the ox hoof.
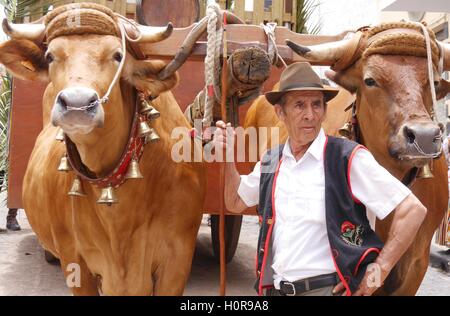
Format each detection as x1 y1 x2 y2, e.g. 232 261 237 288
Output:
44 250 60 265
0 227 6 234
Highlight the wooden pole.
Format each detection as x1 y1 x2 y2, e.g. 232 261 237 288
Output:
219 10 228 297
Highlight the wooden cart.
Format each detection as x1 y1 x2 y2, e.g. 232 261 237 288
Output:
6 0 342 262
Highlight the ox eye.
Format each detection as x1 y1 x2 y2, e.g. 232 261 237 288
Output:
114 52 123 62
45 52 54 64
364 78 377 87
434 81 440 88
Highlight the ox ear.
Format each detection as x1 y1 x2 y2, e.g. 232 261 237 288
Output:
0 39 48 81
325 69 359 93
123 57 179 96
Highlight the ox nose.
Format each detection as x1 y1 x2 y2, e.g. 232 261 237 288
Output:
403 123 443 156
57 88 99 112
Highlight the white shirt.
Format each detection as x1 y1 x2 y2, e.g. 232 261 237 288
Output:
238 129 411 289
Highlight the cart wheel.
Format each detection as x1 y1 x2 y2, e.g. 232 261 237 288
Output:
211 214 243 263
44 250 60 265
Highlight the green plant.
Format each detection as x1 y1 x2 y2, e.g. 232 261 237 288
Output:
225 0 234 10
0 0 16 192
2 0 57 21
0 75 11 191
1 0 17 21
296 0 321 34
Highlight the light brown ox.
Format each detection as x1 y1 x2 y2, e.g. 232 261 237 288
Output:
244 25 450 295
0 6 208 295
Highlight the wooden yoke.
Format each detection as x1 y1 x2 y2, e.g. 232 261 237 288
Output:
139 23 352 64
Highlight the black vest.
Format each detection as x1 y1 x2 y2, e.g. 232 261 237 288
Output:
255 136 384 296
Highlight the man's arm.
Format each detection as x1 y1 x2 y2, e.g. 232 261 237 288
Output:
224 162 249 214
214 120 250 214
333 148 427 296
354 193 427 296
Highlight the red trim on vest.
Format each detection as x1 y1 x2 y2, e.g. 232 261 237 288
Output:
354 247 381 276
347 145 368 204
255 252 259 278
329 247 352 296
324 135 352 296
255 216 263 277
258 157 283 296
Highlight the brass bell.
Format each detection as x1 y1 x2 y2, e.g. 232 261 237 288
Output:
147 107 160 120
125 159 143 179
138 120 152 138
145 128 160 143
97 185 118 205
417 163 433 179
55 128 65 141
68 178 86 197
139 99 154 114
57 155 72 172
338 122 352 139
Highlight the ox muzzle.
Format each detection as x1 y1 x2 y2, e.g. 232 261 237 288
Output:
391 121 444 163
51 87 105 135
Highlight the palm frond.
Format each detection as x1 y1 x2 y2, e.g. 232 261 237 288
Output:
0 75 11 192
296 0 322 35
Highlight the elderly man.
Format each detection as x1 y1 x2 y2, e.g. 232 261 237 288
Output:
214 62 427 296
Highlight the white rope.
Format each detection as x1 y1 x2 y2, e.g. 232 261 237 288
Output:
412 22 443 156
277 52 287 69
261 22 287 69
86 22 128 109
203 3 223 126
412 139 442 158
115 14 143 43
417 22 438 122
83 15 147 110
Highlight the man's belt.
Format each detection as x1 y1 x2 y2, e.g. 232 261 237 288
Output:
279 272 340 296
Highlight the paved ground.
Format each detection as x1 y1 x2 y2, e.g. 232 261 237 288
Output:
0 196 448 296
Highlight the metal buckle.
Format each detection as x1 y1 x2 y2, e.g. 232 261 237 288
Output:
284 282 296 296
305 279 310 291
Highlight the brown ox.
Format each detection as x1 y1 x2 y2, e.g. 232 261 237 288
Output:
0 4 206 295
244 23 450 295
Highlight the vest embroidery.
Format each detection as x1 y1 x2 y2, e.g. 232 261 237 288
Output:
341 221 364 246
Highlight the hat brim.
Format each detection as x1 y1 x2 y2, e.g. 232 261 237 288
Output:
265 87 340 105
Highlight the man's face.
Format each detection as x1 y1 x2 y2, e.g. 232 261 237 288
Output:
275 90 326 146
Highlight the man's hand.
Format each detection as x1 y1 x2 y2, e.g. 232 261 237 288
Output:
213 120 248 214
332 271 382 296
335 194 426 296
213 120 236 158
352 266 384 296
332 282 347 296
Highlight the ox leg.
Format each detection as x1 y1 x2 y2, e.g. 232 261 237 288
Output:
380 253 429 296
60 258 99 296
376 238 431 296
153 242 196 296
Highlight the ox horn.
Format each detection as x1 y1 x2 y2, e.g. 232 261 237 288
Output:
135 23 174 43
286 36 360 68
440 41 450 71
158 11 245 81
157 17 208 81
2 18 45 42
